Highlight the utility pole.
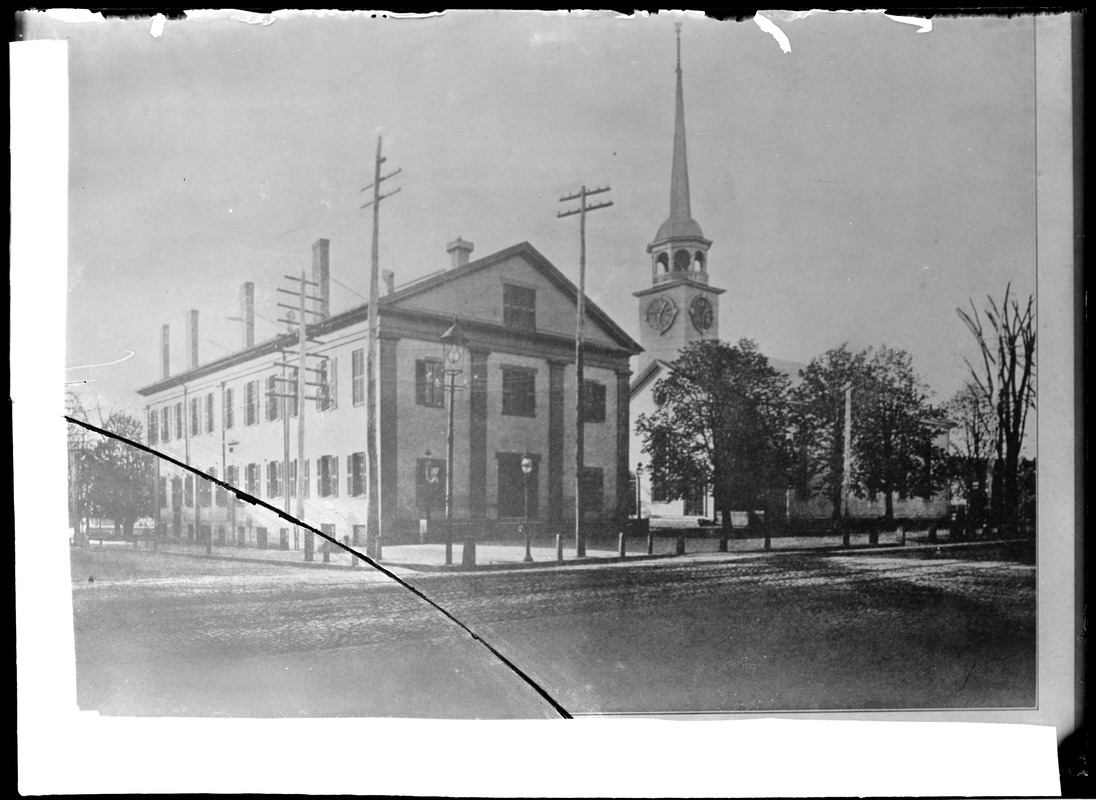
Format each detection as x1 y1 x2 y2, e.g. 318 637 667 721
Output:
360 135 401 560
276 272 327 561
558 184 612 558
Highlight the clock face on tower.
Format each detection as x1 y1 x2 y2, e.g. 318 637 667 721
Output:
690 295 714 333
645 297 678 335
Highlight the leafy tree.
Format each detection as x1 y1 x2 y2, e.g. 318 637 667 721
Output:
957 284 1036 532
854 346 940 525
85 411 156 539
943 380 994 532
636 339 794 535
789 345 869 521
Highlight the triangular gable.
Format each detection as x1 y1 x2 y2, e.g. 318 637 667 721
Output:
630 359 674 399
384 242 641 354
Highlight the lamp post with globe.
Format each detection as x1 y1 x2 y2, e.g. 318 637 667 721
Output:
522 453 534 562
440 318 467 566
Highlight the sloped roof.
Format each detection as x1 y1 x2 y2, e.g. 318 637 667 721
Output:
384 241 641 354
138 241 641 396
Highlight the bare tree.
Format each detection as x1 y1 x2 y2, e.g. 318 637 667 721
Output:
957 284 1036 533
943 380 994 533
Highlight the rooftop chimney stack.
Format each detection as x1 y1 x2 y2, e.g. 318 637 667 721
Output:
312 238 330 319
239 281 255 349
161 324 171 381
382 269 395 296
185 309 199 370
446 237 474 270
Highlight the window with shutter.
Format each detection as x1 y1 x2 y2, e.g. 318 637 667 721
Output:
205 393 215 433
503 284 536 330
352 349 365 406
267 376 279 421
582 380 606 423
224 388 234 429
415 360 445 407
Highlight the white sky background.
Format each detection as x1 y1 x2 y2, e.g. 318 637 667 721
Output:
46 10 1037 418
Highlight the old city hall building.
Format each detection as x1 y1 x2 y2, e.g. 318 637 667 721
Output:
138 238 641 547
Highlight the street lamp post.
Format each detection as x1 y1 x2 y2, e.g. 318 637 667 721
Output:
440 319 467 566
635 462 644 520
522 453 533 563
424 449 439 545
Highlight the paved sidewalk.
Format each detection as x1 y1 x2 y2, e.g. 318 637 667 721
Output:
131 527 968 574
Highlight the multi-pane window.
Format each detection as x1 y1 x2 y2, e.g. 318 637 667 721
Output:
318 358 338 411
245 380 259 425
303 459 310 499
199 468 213 507
286 368 299 417
266 375 280 422
347 452 366 497
267 461 283 498
175 402 183 439
161 406 171 442
288 460 297 498
415 360 445 408
225 465 239 504
148 409 159 445
416 458 446 514
171 477 182 510
205 393 215 433
190 397 200 436
184 475 194 508
503 284 536 330
352 348 365 406
224 388 235 430
582 380 606 423
317 455 339 497
212 466 226 506
158 476 168 508
501 366 536 417
245 463 260 496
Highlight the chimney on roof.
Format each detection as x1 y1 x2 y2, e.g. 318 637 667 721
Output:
161 324 171 381
185 309 199 370
312 238 330 319
239 281 255 349
382 269 395 296
446 237 474 270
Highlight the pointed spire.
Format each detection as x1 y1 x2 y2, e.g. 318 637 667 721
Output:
670 22 691 221
654 23 704 243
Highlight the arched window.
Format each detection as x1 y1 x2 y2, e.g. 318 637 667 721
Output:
693 251 706 271
673 249 691 271
656 252 669 273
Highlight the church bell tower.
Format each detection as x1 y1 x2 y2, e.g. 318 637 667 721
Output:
634 24 724 374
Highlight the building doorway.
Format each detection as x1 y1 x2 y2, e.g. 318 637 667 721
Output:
497 453 538 519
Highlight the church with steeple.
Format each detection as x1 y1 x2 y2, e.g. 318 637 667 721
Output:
633 25 724 376
630 25 724 518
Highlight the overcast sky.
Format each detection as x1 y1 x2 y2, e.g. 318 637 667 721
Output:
46 10 1039 419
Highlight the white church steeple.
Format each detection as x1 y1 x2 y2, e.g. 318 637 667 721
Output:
635 23 724 374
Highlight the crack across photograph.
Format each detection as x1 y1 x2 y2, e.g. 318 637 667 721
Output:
64 12 1037 718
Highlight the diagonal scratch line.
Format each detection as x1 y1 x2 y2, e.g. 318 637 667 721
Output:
65 414 573 719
